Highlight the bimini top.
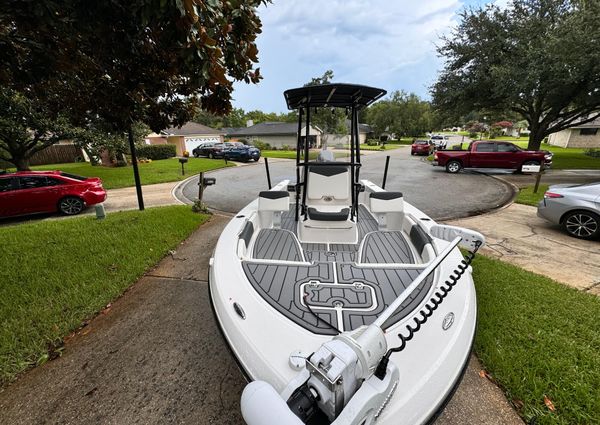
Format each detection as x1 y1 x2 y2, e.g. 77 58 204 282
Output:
284 83 386 110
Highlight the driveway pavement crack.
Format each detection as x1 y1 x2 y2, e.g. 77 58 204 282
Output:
144 274 208 283
583 281 600 292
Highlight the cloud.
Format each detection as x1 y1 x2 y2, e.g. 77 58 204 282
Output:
232 0 466 112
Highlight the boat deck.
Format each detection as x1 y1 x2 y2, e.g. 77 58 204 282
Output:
242 205 435 335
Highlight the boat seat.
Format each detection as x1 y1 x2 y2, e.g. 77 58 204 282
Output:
307 207 349 221
306 165 351 202
369 192 404 230
258 190 289 229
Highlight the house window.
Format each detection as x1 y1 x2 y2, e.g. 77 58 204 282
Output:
580 128 598 136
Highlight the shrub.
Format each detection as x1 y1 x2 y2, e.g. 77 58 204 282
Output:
252 140 272 151
366 139 379 146
468 132 478 139
136 144 177 160
584 148 600 158
115 159 127 167
281 145 291 151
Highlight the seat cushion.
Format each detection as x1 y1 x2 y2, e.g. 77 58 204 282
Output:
307 207 349 221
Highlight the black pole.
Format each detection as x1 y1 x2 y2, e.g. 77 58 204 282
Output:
295 108 303 222
128 124 144 211
302 106 310 220
349 105 355 220
353 107 361 219
264 157 272 189
382 155 390 189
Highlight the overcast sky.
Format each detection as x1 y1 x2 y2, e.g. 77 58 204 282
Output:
231 0 507 113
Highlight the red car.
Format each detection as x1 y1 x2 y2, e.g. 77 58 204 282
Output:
411 140 434 156
0 170 107 218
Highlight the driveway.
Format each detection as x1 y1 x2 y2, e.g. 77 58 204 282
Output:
178 143 513 220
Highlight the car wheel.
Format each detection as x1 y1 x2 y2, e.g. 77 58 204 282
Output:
209 153 214 159
445 160 462 173
562 211 600 240
59 196 85 215
411 151 415 156
193 152 199 158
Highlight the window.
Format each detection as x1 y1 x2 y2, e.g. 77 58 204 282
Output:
46 177 63 186
60 172 87 181
580 128 598 136
475 143 496 152
18 176 47 189
497 143 518 152
0 178 14 193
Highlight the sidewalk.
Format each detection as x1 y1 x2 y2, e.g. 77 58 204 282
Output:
446 203 600 294
0 214 523 425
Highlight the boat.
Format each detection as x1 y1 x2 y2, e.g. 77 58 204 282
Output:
209 83 486 425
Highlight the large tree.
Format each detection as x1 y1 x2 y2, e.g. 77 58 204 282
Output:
304 70 347 135
1 0 267 197
366 91 433 138
432 0 600 150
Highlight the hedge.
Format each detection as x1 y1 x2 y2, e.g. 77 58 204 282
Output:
136 144 177 160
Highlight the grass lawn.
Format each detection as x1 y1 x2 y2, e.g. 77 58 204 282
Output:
473 255 600 424
516 184 549 206
359 144 402 151
28 158 232 190
0 206 209 386
512 142 600 170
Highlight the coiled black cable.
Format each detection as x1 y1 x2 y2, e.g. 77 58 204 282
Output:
375 240 482 380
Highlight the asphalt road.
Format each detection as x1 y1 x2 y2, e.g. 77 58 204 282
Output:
179 141 513 220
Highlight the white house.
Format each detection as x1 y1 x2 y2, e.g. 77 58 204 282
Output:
548 116 600 148
146 122 224 156
227 122 322 149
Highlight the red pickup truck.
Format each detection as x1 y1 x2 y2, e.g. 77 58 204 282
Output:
433 141 553 173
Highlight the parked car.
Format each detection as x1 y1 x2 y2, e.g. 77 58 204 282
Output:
193 142 221 158
0 171 106 218
224 144 261 162
411 140 434 156
429 134 447 149
537 182 600 240
433 141 553 173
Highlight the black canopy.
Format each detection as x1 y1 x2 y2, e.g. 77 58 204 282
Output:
284 83 386 110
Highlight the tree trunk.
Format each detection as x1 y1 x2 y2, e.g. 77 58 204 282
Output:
527 122 547 151
12 156 31 171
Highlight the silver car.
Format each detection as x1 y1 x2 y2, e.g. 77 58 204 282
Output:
537 182 600 240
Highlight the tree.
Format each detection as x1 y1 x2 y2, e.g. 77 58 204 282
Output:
0 88 74 170
1 1 267 206
432 0 600 150
365 91 433 138
304 70 347 135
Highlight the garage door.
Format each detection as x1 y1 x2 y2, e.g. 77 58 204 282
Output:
185 137 220 153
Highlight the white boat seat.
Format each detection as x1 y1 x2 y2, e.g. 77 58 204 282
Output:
369 191 404 213
258 190 289 211
258 190 290 229
306 165 351 202
307 207 349 221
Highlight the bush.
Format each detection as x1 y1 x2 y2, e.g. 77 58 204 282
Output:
252 140 272 151
281 145 291 151
584 148 600 158
136 144 177 160
366 139 379 146
468 132 478 139
115 159 127 167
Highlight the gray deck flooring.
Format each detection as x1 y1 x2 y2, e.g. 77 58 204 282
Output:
244 204 432 335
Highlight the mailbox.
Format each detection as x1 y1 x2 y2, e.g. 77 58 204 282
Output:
202 177 216 186
178 157 188 164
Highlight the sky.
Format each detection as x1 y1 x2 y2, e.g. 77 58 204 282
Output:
231 0 508 113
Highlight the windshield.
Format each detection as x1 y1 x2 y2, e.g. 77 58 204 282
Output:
415 141 428 145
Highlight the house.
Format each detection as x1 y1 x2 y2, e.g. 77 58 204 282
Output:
146 122 224 156
548 116 600 148
322 120 373 146
227 122 322 149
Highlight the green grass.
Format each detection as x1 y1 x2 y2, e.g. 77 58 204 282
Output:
512 142 600 170
0 206 209 386
473 255 600 424
515 185 549 206
359 144 402 151
492 135 530 142
29 158 232 189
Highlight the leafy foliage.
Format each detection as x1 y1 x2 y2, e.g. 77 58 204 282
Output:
365 91 433 138
303 70 347 134
432 0 600 150
0 88 74 170
0 0 268 168
136 144 177 160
